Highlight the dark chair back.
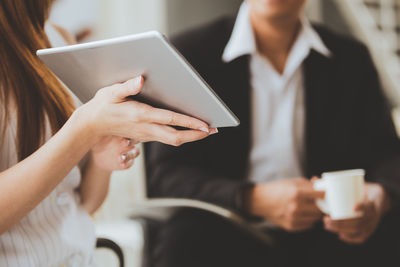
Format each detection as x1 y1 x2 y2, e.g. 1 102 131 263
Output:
96 237 125 267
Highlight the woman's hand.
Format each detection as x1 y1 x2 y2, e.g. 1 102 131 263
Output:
90 136 140 172
75 76 217 146
323 182 391 244
80 136 140 214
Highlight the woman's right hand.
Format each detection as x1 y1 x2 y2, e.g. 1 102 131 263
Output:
75 76 217 146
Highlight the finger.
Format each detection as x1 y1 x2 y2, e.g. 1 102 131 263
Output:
297 211 323 221
120 158 135 170
324 216 365 234
133 103 212 133
287 221 316 232
145 124 210 146
120 139 139 154
339 233 367 244
311 176 320 183
294 202 323 218
131 147 140 158
354 202 373 215
110 76 144 102
124 138 139 146
119 149 137 165
298 213 323 224
299 188 325 200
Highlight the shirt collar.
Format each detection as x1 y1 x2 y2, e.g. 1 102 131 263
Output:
222 2 331 63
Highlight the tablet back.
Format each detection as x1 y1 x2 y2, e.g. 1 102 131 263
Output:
37 31 239 128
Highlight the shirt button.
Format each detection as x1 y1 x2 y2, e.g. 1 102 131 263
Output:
56 192 70 206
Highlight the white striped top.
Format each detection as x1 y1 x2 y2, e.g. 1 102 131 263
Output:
0 24 96 267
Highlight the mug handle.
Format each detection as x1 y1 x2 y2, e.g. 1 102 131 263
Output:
313 180 330 215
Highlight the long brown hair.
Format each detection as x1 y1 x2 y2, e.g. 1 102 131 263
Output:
0 0 75 160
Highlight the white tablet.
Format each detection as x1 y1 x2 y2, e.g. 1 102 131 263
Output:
37 31 239 128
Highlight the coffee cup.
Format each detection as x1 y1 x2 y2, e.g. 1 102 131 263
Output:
313 169 365 220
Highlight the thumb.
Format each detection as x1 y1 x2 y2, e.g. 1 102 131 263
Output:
311 176 320 183
111 76 144 102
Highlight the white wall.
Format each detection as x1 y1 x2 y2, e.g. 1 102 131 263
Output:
49 0 99 34
166 0 242 35
97 0 167 38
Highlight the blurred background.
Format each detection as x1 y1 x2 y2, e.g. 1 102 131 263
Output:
48 0 400 266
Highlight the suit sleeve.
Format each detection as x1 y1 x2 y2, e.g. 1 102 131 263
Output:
357 46 400 208
144 139 253 216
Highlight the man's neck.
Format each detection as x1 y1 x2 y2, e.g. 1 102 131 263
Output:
250 14 301 74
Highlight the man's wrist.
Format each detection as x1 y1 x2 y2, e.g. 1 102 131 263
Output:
241 183 266 218
235 183 263 220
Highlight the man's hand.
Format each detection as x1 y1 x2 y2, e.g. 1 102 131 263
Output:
323 182 391 244
247 178 325 232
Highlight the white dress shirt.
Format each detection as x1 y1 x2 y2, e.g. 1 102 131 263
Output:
223 2 331 183
0 24 95 267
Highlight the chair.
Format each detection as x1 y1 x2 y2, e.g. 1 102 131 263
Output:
96 238 124 267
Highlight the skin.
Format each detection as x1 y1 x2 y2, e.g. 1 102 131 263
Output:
323 183 391 244
0 76 217 234
245 0 392 239
246 0 306 73
248 178 324 232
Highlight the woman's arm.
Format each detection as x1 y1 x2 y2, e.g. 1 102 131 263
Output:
0 77 212 234
0 111 96 234
79 158 112 215
79 137 140 215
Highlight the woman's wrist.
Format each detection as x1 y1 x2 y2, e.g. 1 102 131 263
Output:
83 152 113 177
69 104 103 146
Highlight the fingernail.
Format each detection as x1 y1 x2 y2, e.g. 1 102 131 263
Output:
121 154 127 162
210 128 219 135
125 138 132 146
133 76 143 87
199 127 210 133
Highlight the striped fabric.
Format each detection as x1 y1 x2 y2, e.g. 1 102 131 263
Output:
0 105 96 267
0 24 96 267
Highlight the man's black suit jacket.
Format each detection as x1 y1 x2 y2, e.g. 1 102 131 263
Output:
145 17 400 216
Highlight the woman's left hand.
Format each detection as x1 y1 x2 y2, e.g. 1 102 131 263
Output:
323 182 391 244
89 136 140 172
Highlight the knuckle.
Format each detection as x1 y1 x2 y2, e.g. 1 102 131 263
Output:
172 136 183 147
290 188 301 201
110 86 121 99
165 132 181 147
130 104 146 122
184 118 194 129
290 203 300 215
168 113 177 125
95 87 107 98
139 107 150 120
285 221 297 232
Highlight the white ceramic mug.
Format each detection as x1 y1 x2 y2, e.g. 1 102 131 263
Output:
313 169 365 220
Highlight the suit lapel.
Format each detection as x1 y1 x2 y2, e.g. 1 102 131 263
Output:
216 55 252 178
303 50 337 177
